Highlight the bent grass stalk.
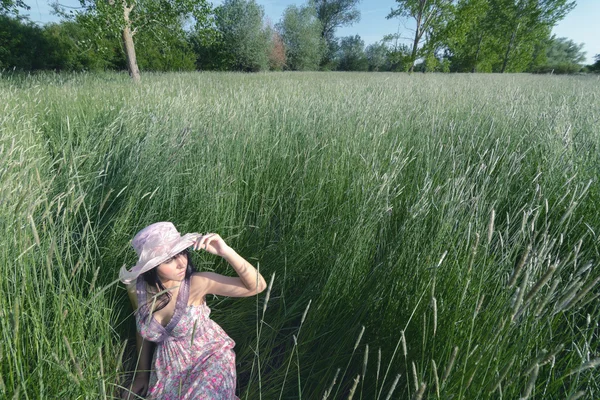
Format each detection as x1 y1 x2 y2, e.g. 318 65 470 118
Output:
378 281 431 400
279 299 311 400
432 359 440 398
384 374 401 400
347 375 360 400
322 368 340 400
359 344 368 400
248 270 275 400
332 325 365 399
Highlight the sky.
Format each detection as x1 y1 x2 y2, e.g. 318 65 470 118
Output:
24 0 600 64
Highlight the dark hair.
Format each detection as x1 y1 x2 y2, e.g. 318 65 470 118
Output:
140 249 196 314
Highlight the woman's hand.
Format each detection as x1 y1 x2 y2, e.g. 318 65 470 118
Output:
122 374 149 399
193 233 232 258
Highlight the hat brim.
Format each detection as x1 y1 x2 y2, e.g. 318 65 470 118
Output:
120 233 201 284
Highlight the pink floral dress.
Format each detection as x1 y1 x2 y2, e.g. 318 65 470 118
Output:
135 276 239 399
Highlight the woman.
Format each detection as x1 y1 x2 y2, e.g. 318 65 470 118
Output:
119 222 267 399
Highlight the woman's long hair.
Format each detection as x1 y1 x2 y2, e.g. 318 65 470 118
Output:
140 249 196 314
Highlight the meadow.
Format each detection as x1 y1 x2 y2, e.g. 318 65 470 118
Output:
0 71 599 399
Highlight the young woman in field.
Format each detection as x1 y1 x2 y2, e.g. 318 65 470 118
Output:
119 222 267 399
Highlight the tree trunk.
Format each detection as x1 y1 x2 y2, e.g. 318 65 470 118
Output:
409 13 423 73
409 32 419 73
501 22 520 73
122 1 141 82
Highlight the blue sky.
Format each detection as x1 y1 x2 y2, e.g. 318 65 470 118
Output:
25 0 599 64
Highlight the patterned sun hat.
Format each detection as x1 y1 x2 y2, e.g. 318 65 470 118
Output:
119 222 201 284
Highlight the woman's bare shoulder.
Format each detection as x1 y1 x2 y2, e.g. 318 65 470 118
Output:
189 273 211 303
190 272 209 289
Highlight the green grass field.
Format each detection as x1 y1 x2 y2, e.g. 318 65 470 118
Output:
1 71 599 399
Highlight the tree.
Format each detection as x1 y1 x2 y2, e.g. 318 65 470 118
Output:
491 0 575 73
387 0 454 73
42 20 121 71
337 34 368 71
589 54 600 73
528 35 585 74
365 42 389 71
545 35 585 65
0 15 51 70
214 0 271 72
56 0 212 81
381 33 412 71
277 4 325 71
310 0 361 68
443 0 498 72
1 0 28 16
268 30 286 71
134 24 197 71
442 0 575 73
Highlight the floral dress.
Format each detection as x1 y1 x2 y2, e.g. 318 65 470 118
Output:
135 276 238 399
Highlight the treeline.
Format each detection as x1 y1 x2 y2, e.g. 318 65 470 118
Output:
1 0 599 76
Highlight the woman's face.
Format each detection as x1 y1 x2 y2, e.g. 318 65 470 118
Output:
156 251 188 284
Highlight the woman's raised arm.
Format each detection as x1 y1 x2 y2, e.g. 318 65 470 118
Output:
191 233 267 298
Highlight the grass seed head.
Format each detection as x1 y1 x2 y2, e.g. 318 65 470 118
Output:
412 361 419 391
487 209 495 244
384 373 401 400
411 382 426 400
346 375 360 400
432 359 440 398
522 363 539 399
362 344 369 379
354 325 365 351
442 346 459 384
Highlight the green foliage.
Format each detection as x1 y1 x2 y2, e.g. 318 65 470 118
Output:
42 21 121 71
310 0 361 67
365 42 388 71
381 35 412 71
0 15 51 70
336 35 368 71
414 54 447 72
0 0 28 16
530 63 582 74
442 0 575 73
527 35 585 75
52 0 211 77
387 0 454 71
67 0 211 40
443 0 498 72
213 0 271 71
310 0 360 40
134 25 197 71
268 31 286 71
589 54 600 73
0 16 106 71
491 0 575 72
545 35 586 65
277 4 325 71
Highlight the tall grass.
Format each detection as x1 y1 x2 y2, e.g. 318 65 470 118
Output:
1 71 599 399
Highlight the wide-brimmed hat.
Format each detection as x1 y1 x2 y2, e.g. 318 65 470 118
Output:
119 222 201 284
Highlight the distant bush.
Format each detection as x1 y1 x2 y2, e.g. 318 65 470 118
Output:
0 15 52 70
588 54 600 73
531 63 582 74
